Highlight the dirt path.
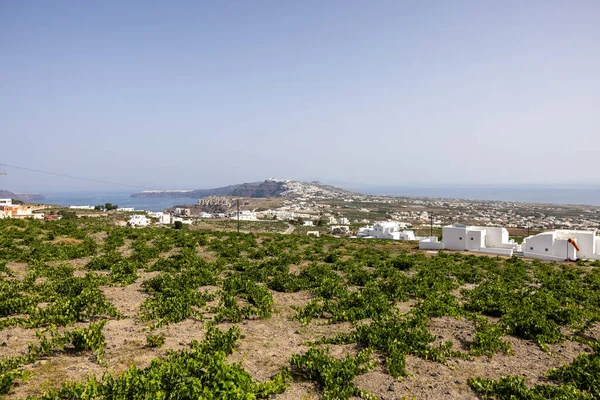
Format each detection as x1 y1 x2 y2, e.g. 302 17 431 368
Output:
283 223 295 234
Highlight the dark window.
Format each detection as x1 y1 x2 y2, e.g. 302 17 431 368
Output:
545 248 548 252
530 247 534 250
459 237 462 240
471 237 474 240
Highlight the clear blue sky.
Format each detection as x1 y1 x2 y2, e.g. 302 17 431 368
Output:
2 0 599 192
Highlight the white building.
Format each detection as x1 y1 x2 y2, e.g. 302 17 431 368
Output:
420 224 520 256
172 216 193 225
199 212 213 218
338 217 350 225
523 229 600 261
147 211 171 224
330 225 350 234
0 205 34 219
259 210 297 220
128 215 150 227
174 208 191 216
307 231 320 237
357 222 416 241
303 221 314 227
230 211 258 221
418 237 445 250
69 205 94 210
0 199 12 205
119 207 135 212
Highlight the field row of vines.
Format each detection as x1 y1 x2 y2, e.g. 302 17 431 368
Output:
0 217 599 399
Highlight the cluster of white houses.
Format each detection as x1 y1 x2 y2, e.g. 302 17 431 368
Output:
357 222 416 241
127 211 193 227
419 224 600 261
418 225 520 256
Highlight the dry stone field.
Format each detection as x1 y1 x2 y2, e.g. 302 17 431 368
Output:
0 217 599 399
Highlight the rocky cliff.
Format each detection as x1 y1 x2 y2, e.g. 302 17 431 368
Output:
131 180 287 199
0 190 46 202
130 179 354 200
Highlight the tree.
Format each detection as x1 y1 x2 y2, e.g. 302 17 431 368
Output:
58 209 77 220
174 220 184 230
94 205 104 211
290 217 304 226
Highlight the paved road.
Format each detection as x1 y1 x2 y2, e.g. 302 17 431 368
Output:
284 223 295 235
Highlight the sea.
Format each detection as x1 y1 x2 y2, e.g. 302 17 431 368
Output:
38 192 195 212
351 186 600 207
36 186 600 211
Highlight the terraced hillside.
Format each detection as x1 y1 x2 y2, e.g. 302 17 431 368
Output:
0 218 599 399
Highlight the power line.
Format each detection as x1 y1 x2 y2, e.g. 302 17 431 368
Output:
0 163 155 191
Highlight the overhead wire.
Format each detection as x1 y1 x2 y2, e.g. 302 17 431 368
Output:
0 163 155 191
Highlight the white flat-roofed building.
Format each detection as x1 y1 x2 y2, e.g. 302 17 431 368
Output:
419 237 444 250
128 214 150 227
523 229 600 261
147 211 171 224
230 211 258 221
357 221 416 241
419 224 520 256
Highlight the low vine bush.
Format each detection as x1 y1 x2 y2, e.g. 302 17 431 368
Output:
469 340 600 399
30 326 290 399
0 320 107 394
290 346 376 400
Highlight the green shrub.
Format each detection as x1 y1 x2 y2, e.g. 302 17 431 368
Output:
290 347 376 400
468 314 512 357
30 327 290 399
146 333 166 348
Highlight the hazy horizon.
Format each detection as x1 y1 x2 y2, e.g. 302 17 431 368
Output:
2 1 599 193
20 181 600 209
7 179 600 197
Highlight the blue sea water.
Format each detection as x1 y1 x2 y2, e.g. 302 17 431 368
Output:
352 186 600 206
36 186 600 211
38 192 196 212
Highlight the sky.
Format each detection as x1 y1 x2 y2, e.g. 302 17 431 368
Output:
1 0 599 193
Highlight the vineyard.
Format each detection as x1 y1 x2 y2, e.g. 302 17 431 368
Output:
0 217 599 399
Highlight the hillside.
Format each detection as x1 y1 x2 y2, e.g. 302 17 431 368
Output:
0 190 45 201
130 179 355 199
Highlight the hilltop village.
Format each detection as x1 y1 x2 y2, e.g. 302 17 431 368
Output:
127 179 600 231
